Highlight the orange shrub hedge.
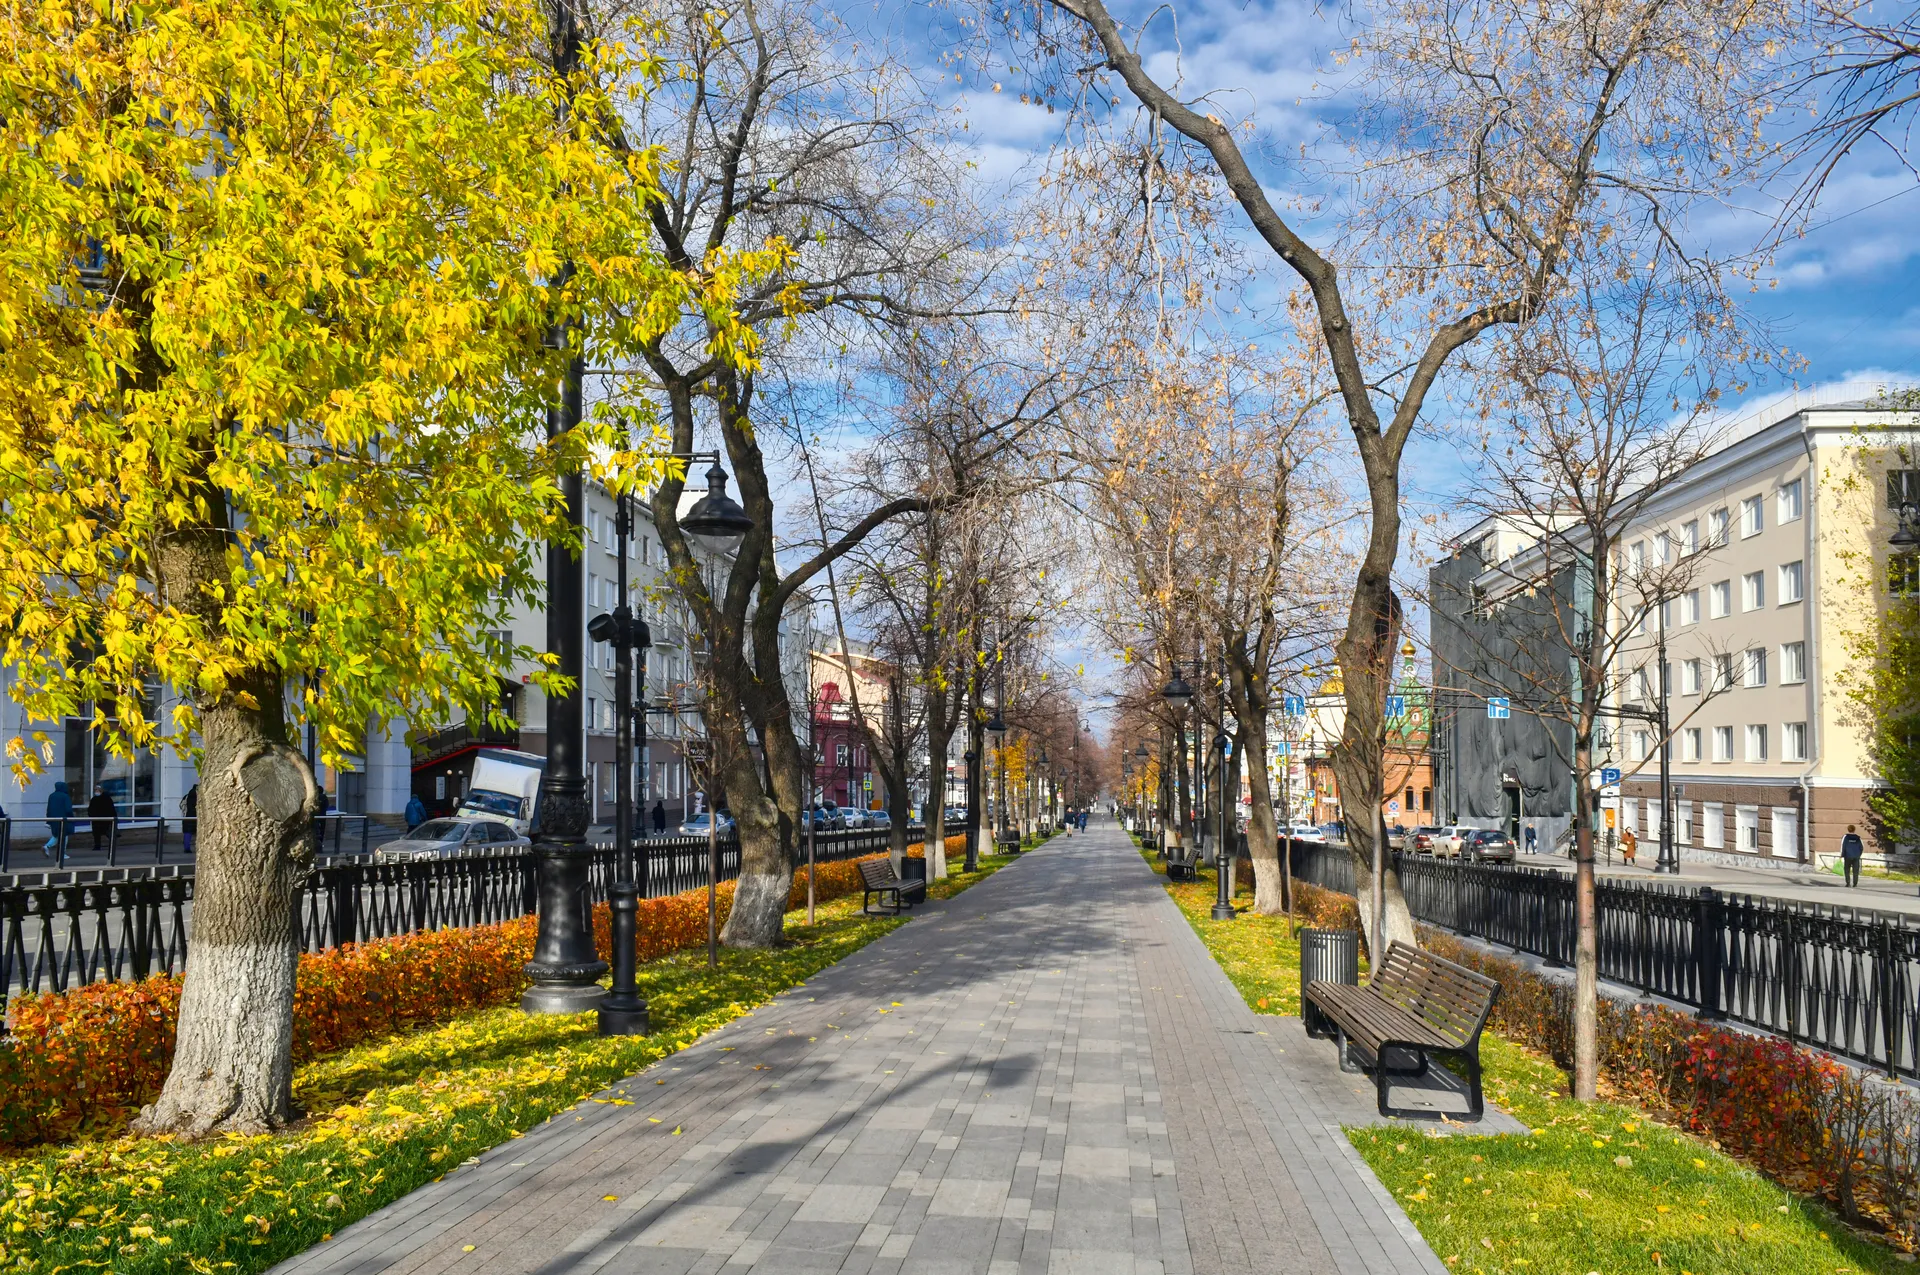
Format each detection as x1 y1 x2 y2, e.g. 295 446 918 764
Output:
0 847 936 1149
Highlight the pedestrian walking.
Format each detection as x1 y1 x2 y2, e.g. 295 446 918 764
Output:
404 792 426 830
652 800 667 836
180 783 198 854
1620 827 1638 866
87 784 116 852
44 780 73 858
1524 824 1537 855
1841 823 1866 887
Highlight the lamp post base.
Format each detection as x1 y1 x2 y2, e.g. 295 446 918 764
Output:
521 979 611 1014
597 999 651 1035
1210 903 1237 921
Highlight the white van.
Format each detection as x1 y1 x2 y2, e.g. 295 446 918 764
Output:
455 749 547 837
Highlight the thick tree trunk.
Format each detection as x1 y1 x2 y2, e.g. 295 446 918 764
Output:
926 719 954 878
1240 718 1283 914
133 680 321 1138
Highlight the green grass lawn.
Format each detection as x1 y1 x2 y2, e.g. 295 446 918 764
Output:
1139 843 1907 1274
0 855 1012 1275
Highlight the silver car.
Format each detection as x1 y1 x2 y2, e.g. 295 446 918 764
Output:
375 818 529 861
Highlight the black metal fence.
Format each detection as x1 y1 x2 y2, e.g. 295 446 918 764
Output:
2 827 914 1013
1289 840 1920 1080
0 814 374 873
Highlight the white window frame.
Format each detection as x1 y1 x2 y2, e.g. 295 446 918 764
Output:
1778 479 1803 525
1714 652 1735 691
1742 571 1765 611
1682 658 1702 695
1622 797 1639 834
1771 807 1800 858
1744 647 1768 688
1710 580 1731 618
1711 507 1730 547
1736 805 1760 852
1779 560 1804 604
1781 640 1807 684
1702 802 1725 848
1675 800 1693 844
1682 520 1700 555
1682 589 1701 625
1684 727 1702 761
1746 723 1769 762
1646 799 1662 839
1713 725 1734 762
1784 721 1809 762
1741 495 1764 537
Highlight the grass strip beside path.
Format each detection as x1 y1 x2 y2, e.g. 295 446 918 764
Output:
1136 843 1905 1275
0 855 1012 1275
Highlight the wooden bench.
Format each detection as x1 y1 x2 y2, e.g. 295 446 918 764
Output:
1163 842 1199 882
859 857 927 915
1304 942 1500 1122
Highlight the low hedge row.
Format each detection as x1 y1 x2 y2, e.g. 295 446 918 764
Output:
0 841 961 1149
1289 877 1920 1250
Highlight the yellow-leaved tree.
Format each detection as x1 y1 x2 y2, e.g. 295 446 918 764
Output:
0 0 760 1137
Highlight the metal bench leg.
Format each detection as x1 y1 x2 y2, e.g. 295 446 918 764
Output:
1335 1028 1362 1074
1461 1050 1485 1123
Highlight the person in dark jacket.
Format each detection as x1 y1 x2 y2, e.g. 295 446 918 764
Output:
44 781 73 857
87 784 116 851
405 793 427 830
652 800 667 836
180 783 198 854
1841 823 1866 887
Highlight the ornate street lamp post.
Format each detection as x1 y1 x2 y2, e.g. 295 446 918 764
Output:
1210 730 1235 920
1161 663 1194 855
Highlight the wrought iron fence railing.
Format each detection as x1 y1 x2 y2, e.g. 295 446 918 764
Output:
0 814 374 873
1286 840 1920 1079
2 826 916 1013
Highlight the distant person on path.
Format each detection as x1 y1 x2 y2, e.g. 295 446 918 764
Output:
1524 824 1537 855
180 783 198 854
405 792 427 830
87 784 116 851
652 800 667 836
44 780 73 857
1620 826 1638 865
1841 823 1866 887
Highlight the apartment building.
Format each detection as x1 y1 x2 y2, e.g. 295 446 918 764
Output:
1610 393 1913 865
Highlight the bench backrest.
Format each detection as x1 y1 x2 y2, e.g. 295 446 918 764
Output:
1369 942 1499 1048
859 858 899 888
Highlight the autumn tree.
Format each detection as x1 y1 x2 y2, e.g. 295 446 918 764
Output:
0 0 725 1135
998 0 1788 954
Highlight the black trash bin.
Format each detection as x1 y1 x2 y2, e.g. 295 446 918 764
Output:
901 856 928 903
1299 927 1360 1039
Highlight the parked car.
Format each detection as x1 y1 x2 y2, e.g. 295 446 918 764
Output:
1283 824 1327 844
1425 825 1475 858
678 811 737 837
837 805 870 830
1462 828 1517 863
807 804 844 831
1385 824 1411 850
866 809 892 831
374 818 528 862
1410 825 1446 854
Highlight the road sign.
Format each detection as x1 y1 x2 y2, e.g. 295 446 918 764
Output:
1386 695 1407 718
1601 766 1622 785
1283 694 1306 716
1387 800 1400 814
863 774 872 791
1487 696 1511 719
1274 741 1290 756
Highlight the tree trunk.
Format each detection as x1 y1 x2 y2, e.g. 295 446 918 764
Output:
133 678 321 1138
926 718 954 878
1238 706 1284 914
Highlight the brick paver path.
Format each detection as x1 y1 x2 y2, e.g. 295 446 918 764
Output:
278 820 1519 1275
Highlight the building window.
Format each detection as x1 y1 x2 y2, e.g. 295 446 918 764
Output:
1779 560 1804 603
1741 495 1764 537
1778 479 1804 524
1891 553 1920 597
1714 652 1735 690
1736 805 1760 852
1634 666 1652 701
1701 802 1724 848
1744 648 1768 688
1682 589 1701 624
1632 730 1650 761
1421 787 1431 811
1784 721 1809 762
1622 797 1639 833
1646 799 1662 839
1710 507 1730 547
1656 532 1673 564
1742 571 1765 610
1782 640 1807 684
1887 469 1919 510
1710 580 1731 618
1713 725 1733 761
835 743 850 767
1684 727 1702 761
1630 539 1647 570
1681 520 1700 555
1746 723 1769 761
1681 658 1702 695
1772 807 1800 858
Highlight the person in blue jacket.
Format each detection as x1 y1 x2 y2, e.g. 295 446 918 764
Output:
1840 823 1866 887
405 792 427 830
45 781 73 857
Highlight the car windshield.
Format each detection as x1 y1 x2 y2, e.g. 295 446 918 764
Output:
412 820 466 842
461 789 523 819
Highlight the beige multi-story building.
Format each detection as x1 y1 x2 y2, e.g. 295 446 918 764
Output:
1611 390 1916 865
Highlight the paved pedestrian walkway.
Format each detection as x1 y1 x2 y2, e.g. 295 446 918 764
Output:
278 820 1519 1275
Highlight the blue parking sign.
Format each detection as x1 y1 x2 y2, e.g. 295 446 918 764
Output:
1487 696 1510 719
1601 766 1622 785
